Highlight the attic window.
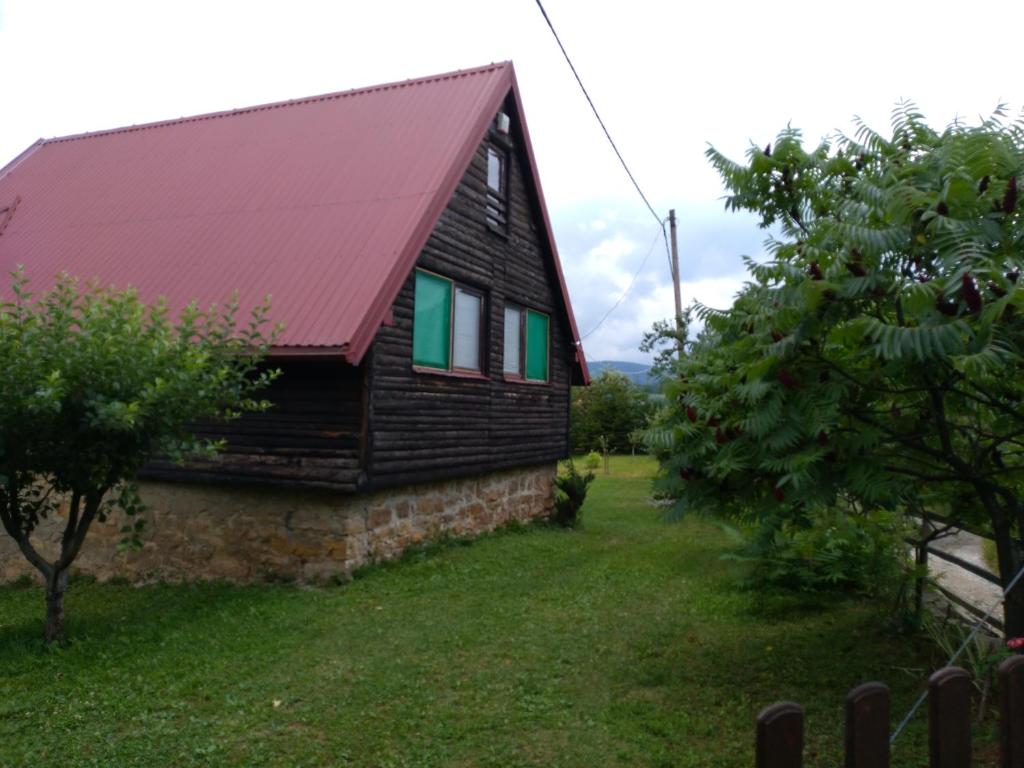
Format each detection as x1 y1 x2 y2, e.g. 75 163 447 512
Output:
486 147 508 230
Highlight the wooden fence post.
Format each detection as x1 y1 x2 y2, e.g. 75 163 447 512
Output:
845 682 890 768
929 667 972 768
756 702 803 768
1000 656 1024 768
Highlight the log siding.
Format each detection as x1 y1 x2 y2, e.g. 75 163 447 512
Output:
140 359 364 491
142 119 574 492
365 127 573 488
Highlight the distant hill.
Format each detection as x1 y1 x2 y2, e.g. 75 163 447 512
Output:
587 360 659 391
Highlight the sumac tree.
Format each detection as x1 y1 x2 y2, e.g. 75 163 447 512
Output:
649 105 1024 632
0 271 278 643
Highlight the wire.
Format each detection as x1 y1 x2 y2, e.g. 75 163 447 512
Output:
532 0 679 337
662 223 673 274
889 560 1024 745
533 0 662 227
579 224 664 341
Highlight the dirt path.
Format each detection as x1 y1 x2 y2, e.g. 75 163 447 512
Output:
928 529 1002 622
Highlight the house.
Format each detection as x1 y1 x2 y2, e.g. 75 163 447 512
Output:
0 62 589 581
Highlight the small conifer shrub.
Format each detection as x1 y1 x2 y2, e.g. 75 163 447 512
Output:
552 461 594 528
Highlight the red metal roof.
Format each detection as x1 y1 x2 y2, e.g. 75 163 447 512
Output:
0 62 588 382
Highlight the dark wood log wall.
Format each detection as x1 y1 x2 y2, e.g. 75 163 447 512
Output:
142 107 576 493
140 359 364 491
365 121 574 489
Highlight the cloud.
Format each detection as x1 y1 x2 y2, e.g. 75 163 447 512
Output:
585 233 637 266
578 272 748 363
579 234 648 295
552 200 764 364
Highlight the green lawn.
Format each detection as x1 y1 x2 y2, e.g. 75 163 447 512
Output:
0 456 987 767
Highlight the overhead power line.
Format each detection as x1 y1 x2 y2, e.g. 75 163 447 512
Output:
533 0 662 227
579 224 665 340
533 0 682 347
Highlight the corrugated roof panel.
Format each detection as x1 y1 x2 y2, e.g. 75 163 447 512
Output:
0 63 587 381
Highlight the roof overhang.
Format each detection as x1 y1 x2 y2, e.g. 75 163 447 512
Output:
339 62 590 385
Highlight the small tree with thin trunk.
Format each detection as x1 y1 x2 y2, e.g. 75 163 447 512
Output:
0 270 278 643
570 370 653 454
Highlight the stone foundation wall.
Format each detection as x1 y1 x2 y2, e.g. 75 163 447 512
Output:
0 463 556 583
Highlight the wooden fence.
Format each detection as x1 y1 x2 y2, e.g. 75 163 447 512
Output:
756 657 1024 767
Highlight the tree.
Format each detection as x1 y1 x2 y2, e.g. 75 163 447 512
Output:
648 104 1024 633
640 313 690 379
570 370 652 454
0 271 278 643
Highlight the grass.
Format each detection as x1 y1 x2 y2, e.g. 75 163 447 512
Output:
983 538 1000 574
0 455 992 767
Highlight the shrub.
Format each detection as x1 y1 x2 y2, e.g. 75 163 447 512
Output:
583 451 601 471
570 370 654 453
732 508 911 597
552 461 595 528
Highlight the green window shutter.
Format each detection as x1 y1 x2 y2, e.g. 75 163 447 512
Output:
413 270 452 369
525 310 549 381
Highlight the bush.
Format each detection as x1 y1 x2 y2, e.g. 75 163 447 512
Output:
552 461 595 528
570 370 654 453
583 451 601 471
732 508 911 597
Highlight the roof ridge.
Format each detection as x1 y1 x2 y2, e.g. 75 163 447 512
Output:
42 61 512 147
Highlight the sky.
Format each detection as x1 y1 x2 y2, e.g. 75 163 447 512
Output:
2 0 1023 363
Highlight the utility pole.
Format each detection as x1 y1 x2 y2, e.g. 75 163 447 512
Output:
668 209 683 359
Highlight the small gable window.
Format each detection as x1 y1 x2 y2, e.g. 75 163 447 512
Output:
413 269 484 374
503 304 549 383
486 147 508 230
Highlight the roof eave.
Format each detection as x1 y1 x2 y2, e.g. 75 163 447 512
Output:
507 75 590 385
328 62 589 386
267 345 350 361
342 63 517 366
0 139 45 180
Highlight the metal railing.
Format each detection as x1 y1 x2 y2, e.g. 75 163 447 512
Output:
908 514 1004 631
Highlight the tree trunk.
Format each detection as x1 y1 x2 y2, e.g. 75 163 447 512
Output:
44 569 69 645
1006 588 1024 642
993 520 1024 640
